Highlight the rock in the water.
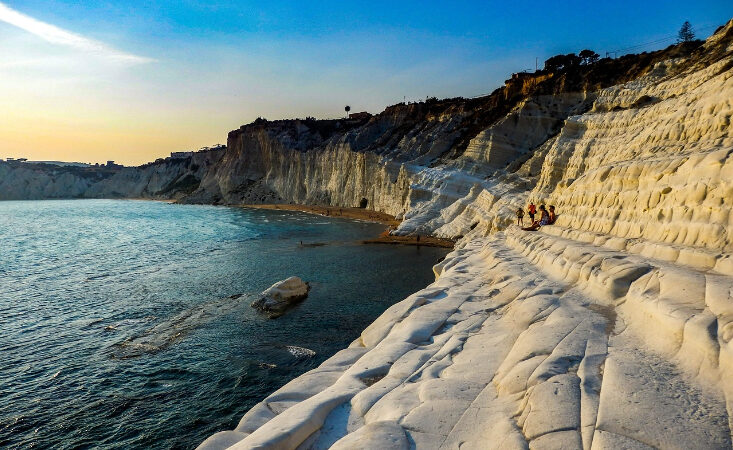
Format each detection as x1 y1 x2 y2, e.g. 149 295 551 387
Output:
251 276 309 312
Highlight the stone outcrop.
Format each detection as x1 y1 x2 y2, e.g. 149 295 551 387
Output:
251 276 310 313
194 20 733 450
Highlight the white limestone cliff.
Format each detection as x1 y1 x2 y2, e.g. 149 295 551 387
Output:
0 149 223 201
196 20 733 449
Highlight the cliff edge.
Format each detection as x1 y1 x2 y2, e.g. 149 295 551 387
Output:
196 20 733 449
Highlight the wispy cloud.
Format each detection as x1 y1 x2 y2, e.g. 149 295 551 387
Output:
0 2 153 65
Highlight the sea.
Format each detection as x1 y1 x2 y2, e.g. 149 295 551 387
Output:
0 199 448 449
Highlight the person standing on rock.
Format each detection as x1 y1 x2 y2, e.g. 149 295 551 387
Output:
528 202 536 222
516 207 525 226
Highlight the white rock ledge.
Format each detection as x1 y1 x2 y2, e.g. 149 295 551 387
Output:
201 233 733 449
197 22 733 450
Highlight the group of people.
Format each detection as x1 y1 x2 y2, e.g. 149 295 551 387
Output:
516 202 556 231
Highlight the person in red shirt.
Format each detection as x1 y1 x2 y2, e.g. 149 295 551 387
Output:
522 205 549 231
528 202 536 222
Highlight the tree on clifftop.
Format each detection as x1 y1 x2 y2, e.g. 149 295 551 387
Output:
579 49 600 65
544 53 581 72
678 21 695 43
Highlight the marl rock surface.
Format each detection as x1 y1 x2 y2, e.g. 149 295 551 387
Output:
4 18 733 450
195 21 733 450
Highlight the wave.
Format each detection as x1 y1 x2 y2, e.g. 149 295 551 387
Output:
284 345 316 358
85 273 111 281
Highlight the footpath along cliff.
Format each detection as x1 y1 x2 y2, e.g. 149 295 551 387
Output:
193 21 733 449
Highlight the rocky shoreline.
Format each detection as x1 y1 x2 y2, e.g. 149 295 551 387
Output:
238 204 401 227
241 204 455 248
195 22 733 449
2 19 733 450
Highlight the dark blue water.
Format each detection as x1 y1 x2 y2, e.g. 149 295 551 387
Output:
0 200 447 449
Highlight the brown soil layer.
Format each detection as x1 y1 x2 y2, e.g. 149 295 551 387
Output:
239 204 401 227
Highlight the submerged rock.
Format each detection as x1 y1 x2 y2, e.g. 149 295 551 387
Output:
251 276 310 313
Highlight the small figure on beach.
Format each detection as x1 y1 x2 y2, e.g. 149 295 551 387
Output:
522 204 551 231
416 234 421 242
548 205 557 224
528 202 536 222
516 207 525 226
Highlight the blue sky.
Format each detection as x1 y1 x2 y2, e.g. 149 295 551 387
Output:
1 0 730 165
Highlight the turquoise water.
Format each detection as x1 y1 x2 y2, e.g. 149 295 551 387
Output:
0 200 448 449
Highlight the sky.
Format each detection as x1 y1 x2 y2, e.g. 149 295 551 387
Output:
0 1 730 166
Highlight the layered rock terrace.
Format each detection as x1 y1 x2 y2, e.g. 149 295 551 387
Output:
3 19 733 450
194 21 733 449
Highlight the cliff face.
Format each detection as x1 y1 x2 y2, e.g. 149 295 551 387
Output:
4 26 718 232
92 149 225 199
0 150 224 201
0 162 106 200
4 19 733 450
195 21 733 450
177 26 731 244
